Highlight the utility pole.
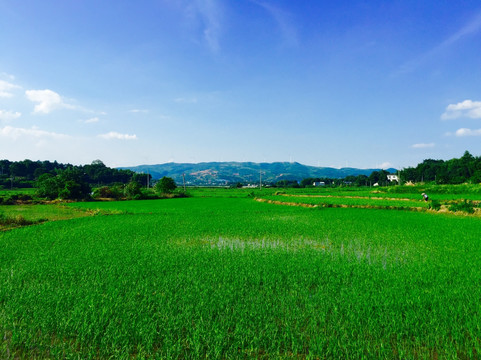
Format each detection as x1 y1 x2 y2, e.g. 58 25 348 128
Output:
259 170 262 190
183 173 186 192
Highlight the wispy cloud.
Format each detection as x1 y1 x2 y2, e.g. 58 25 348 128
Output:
98 131 138 140
453 128 481 137
25 89 76 114
441 100 481 120
0 80 21 98
82 117 100 124
395 11 481 75
0 125 69 140
185 0 223 53
0 72 15 81
174 97 198 104
129 109 149 113
0 110 21 122
378 162 393 169
250 0 298 46
411 143 435 149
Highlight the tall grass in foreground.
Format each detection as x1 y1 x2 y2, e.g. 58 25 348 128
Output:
1 198 481 358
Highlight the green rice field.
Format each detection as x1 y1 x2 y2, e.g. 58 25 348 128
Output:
1 187 481 358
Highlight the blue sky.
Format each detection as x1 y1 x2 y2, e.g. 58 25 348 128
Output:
1 0 481 169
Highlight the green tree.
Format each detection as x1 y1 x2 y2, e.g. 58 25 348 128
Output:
471 170 481 184
35 168 91 200
59 180 83 200
155 177 177 194
124 180 142 199
35 174 61 199
59 168 91 200
276 179 299 188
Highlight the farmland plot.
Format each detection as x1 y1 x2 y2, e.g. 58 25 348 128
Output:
1 196 481 358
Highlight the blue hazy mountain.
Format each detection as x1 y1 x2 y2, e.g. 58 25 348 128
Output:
119 162 397 186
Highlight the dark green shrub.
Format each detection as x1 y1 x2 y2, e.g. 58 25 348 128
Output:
92 186 123 200
154 177 177 194
429 199 442 211
0 213 40 227
448 200 475 214
0 194 32 205
124 181 142 199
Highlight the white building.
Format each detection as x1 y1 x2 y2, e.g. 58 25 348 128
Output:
387 174 399 182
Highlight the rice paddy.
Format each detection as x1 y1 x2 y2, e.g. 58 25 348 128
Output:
1 187 481 358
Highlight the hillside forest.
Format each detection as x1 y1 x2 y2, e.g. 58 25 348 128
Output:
0 151 480 196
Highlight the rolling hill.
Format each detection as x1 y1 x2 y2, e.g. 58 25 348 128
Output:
119 162 397 186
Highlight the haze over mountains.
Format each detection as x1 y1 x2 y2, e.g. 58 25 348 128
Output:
120 162 397 186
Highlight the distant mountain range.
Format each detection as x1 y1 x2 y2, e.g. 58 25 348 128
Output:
119 162 397 186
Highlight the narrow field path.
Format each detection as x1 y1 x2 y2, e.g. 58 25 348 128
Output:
254 197 427 212
278 193 416 201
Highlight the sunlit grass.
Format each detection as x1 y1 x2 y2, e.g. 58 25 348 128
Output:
2 195 481 358
0 205 92 231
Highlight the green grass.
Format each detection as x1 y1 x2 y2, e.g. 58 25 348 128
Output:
0 188 36 195
2 195 481 358
258 194 429 210
0 204 92 231
254 185 481 214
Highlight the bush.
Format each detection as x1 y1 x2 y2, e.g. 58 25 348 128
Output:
0 193 33 205
124 181 142 199
154 177 177 195
0 213 41 227
174 190 190 198
92 186 123 200
36 169 91 200
448 200 476 214
428 199 442 211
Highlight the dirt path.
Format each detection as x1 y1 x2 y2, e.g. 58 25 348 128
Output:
278 194 416 201
255 198 426 211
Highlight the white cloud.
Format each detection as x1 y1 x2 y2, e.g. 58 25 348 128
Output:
454 128 481 137
129 109 149 113
0 80 21 98
411 143 435 149
441 100 481 120
98 131 138 140
0 125 69 140
378 162 393 169
82 117 99 124
0 110 21 122
25 89 75 114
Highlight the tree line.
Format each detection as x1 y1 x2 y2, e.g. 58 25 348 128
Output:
0 159 151 189
276 151 481 188
400 151 481 184
0 159 166 201
2 150 480 195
